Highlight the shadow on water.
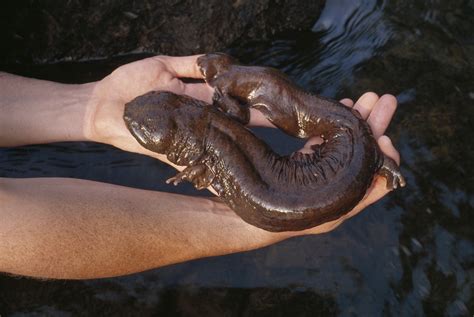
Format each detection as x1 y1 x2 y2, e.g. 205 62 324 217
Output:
1 0 473 316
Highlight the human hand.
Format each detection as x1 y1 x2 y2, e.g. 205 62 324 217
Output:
85 55 213 167
263 92 401 238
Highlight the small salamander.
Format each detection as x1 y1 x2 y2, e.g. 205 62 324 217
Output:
123 53 405 232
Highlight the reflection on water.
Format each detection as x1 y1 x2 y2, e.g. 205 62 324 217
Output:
231 0 392 97
1 0 473 316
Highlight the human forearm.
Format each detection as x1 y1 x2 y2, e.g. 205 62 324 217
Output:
0 177 289 279
0 72 95 147
0 72 185 177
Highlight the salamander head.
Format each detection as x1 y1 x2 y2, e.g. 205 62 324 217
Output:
123 91 177 152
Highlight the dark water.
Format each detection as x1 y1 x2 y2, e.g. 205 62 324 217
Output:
1 0 473 316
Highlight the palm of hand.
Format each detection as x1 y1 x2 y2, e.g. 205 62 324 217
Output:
87 56 212 155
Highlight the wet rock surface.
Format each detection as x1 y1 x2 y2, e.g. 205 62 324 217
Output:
0 0 324 64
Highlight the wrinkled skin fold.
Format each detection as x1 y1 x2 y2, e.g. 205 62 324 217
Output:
123 53 405 232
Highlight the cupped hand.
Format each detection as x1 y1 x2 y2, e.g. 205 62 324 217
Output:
85 55 213 166
273 92 402 237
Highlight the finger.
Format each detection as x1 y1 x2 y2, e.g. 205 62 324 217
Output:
340 98 354 107
378 135 400 165
367 94 397 138
158 55 204 78
353 92 379 120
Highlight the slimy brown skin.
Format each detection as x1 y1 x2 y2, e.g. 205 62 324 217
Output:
123 53 405 232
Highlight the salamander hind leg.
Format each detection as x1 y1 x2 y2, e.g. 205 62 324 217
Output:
166 164 215 190
378 155 406 190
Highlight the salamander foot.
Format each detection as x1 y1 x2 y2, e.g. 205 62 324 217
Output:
166 164 215 190
379 155 406 190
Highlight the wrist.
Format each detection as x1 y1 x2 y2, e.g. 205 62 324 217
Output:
35 80 97 144
82 78 129 146
0 73 96 146
65 82 98 142
81 81 102 143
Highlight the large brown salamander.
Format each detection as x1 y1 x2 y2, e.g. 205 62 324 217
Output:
123 53 405 232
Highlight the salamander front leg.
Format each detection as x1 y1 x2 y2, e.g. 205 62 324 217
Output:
378 155 406 190
213 89 250 124
166 164 215 190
